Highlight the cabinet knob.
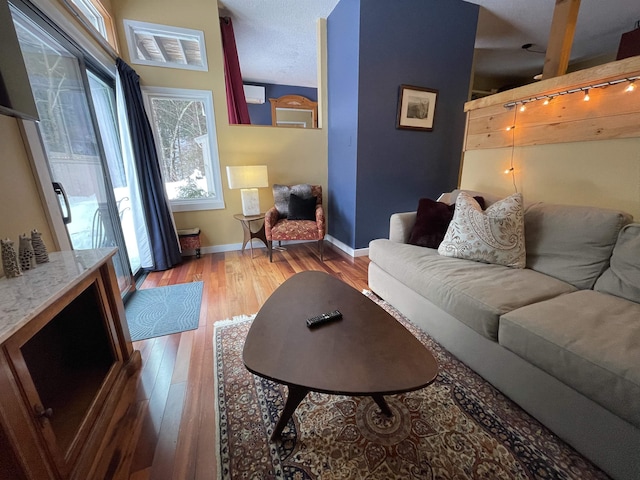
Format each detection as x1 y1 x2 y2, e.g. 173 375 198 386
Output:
34 405 53 419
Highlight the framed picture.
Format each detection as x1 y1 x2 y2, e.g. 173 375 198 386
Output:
397 85 438 131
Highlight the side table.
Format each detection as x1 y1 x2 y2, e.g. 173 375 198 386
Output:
233 213 267 258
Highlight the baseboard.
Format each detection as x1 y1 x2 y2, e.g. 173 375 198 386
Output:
181 237 370 259
180 242 267 257
324 235 369 258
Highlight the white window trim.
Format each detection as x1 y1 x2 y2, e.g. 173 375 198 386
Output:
123 19 208 72
142 86 224 212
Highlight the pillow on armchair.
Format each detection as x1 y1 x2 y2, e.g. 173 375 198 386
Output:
273 184 313 218
287 193 317 220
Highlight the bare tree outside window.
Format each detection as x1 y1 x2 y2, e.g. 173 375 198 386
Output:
143 87 225 211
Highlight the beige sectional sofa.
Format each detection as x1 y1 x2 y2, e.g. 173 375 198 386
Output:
368 190 640 480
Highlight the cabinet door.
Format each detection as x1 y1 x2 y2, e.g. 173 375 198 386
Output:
3 271 123 478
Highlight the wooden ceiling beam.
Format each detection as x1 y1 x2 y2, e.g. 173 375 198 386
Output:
542 0 581 79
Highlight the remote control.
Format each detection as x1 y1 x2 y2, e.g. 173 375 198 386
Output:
306 310 342 328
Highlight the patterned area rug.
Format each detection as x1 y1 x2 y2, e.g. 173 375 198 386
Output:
125 281 203 341
214 293 608 479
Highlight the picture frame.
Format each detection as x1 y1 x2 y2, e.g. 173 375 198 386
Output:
397 84 438 131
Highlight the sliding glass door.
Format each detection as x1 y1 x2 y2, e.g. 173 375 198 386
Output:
88 72 143 274
11 4 133 293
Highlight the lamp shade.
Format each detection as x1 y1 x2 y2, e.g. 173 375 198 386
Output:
226 165 269 189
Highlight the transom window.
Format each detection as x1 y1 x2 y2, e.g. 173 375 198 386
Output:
64 0 118 50
124 20 208 71
142 87 224 212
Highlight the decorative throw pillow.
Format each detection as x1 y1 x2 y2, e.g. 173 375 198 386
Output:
438 192 526 268
409 196 486 248
287 193 317 220
273 184 312 218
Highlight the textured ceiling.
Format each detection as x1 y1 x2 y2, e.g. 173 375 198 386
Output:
219 0 640 89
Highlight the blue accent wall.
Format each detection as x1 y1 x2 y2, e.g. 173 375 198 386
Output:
327 0 361 247
327 0 479 249
245 83 317 126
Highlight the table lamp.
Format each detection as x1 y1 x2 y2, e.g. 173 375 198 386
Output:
226 165 269 216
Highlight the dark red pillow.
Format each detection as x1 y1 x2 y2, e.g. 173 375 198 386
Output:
408 196 485 248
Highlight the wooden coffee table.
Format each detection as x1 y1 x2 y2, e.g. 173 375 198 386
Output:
243 271 438 440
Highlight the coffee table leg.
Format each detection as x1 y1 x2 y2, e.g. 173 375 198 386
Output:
372 394 393 417
271 386 309 441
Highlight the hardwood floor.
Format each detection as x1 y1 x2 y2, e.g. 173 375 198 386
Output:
106 243 370 480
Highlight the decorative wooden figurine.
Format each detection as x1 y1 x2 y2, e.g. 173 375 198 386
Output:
31 229 49 263
1 238 22 277
18 234 36 271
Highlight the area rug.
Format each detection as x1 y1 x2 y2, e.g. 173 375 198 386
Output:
213 293 608 479
125 281 203 341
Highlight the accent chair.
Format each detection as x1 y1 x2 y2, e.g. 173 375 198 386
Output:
265 184 325 262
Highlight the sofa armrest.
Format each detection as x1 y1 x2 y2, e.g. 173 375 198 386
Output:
389 212 417 243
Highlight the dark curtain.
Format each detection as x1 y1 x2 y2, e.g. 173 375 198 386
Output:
219 17 251 124
116 58 182 271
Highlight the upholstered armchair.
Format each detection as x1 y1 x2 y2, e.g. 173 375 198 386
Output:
265 184 325 262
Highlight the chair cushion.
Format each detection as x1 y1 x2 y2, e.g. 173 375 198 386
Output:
500 290 640 428
524 202 632 289
438 192 526 268
408 196 485 248
595 224 640 304
273 184 312 218
271 219 321 241
287 193 316 220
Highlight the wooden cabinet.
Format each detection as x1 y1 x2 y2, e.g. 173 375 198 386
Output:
0 249 140 479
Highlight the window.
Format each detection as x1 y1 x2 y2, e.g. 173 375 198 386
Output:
64 0 118 50
143 87 224 212
123 20 208 71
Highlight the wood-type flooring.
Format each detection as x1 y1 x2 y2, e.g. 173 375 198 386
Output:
100 243 370 480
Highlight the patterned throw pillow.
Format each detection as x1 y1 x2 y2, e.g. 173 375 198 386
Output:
408 196 485 248
438 192 526 268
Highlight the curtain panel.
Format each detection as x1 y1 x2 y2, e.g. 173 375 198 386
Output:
116 58 182 271
219 17 251 125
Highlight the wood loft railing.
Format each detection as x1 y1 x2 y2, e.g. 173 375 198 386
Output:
463 56 640 151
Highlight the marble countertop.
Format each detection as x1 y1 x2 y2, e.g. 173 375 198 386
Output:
0 248 117 344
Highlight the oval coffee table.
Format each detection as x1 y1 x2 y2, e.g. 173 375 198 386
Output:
243 271 439 441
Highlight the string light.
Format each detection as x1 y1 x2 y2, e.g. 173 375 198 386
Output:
503 75 640 109
503 104 518 193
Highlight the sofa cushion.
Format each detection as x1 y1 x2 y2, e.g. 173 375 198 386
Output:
594 223 640 304
408 196 485 248
499 290 640 428
524 202 632 289
369 239 575 341
439 192 526 268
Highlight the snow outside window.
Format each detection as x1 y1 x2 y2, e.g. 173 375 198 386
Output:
142 87 225 212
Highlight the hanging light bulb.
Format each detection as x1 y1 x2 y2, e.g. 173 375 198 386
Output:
543 98 550 105
583 89 590 101
626 81 636 92
506 125 515 131
519 103 526 112
504 167 514 174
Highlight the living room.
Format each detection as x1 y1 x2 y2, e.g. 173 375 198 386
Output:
0 0 639 478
